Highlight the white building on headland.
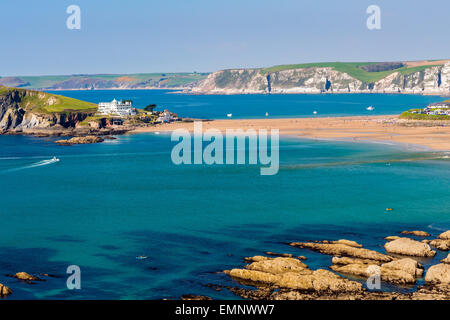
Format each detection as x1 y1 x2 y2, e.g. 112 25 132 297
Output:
98 99 137 116
157 109 176 122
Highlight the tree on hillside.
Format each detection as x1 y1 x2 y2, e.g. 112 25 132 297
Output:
144 104 157 112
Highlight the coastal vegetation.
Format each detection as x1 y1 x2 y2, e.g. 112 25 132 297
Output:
0 73 209 90
400 100 450 120
0 86 97 114
260 61 445 83
399 112 450 120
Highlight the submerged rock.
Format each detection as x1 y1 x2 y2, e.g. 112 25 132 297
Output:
425 263 450 284
0 283 12 297
401 231 430 237
384 238 436 257
290 241 392 262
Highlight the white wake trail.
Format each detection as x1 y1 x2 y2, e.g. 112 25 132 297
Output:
1 158 59 173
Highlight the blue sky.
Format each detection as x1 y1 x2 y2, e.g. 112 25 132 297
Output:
1 0 450 76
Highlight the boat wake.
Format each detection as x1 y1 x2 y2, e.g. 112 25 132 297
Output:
1 158 60 173
427 223 450 232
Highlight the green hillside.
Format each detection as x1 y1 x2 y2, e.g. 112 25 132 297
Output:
261 62 444 83
0 87 97 114
0 73 209 90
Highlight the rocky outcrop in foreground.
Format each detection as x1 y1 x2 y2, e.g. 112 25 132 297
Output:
384 238 436 257
222 229 450 300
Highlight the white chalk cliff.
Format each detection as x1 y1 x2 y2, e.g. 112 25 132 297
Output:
192 62 450 95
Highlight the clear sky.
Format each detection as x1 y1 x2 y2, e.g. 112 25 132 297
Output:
1 0 450 76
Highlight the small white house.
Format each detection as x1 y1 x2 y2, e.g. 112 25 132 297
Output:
428 103 450 109
157 110 175 122
98 99 136 116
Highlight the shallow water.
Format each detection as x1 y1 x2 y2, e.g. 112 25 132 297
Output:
1 131 449 299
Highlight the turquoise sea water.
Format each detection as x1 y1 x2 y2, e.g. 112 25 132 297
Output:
47 90 444 119
1 92 450 299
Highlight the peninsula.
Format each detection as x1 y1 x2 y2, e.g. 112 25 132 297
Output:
0 87 179 143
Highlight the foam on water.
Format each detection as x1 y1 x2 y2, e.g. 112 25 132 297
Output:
1 158 59 173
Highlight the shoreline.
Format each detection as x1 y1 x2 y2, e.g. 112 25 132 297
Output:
130 115 450 151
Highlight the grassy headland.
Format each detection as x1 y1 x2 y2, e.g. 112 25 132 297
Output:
0 86 97 114
261 61 445 83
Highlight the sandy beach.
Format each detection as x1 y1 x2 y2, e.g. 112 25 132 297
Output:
131 115 450 151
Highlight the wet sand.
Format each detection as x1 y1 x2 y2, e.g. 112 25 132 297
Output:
131 115 450 151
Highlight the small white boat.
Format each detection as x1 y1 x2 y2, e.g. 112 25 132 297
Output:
366 106 375 111
227 113 233 118
52 156 60 162
265 112 269 117
313 110 318 115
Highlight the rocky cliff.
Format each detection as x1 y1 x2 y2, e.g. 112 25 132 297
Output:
0 88 96 134
192 61 450 95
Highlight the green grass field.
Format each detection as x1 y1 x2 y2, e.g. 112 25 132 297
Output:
399 111 450 120
0 87 97 114
261 62 444 83
3 73 209 89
